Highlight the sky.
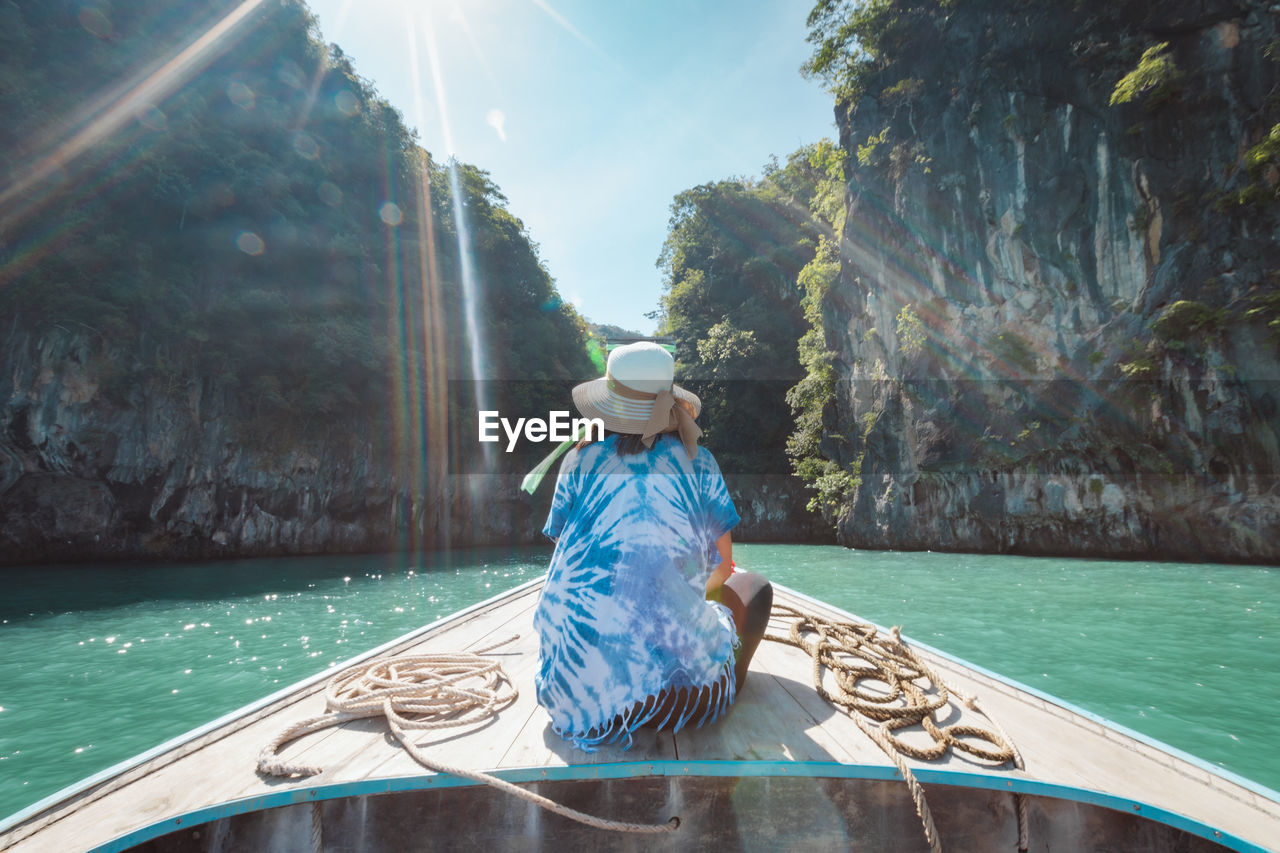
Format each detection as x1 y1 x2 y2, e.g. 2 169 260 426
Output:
303 0 838 335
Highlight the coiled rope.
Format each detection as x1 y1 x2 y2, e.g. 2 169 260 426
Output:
257 635 679 835
257 606 1029 848
764 604 1029 853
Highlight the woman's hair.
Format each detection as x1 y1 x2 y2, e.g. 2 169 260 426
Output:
576 429 649 456
574 399 698 456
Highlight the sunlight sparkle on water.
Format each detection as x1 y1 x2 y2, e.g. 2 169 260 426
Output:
3 547 1273 823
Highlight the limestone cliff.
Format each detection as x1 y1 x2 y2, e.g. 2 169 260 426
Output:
0 326 552 564
811 0 1280 561
0 326 807 564
0 0 602 565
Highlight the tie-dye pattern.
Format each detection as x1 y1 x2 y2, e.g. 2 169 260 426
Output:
534 433 741 751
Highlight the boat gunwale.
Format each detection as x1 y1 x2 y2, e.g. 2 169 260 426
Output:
5 575 1278 852
87 760 1268 853
0 576 547 836
777 583 1280 807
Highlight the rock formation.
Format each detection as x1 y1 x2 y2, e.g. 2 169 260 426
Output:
811 0 1280 561
0 324 809 564
0 324 552 564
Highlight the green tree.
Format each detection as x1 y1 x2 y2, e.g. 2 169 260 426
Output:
655 145 843 476
0 0 590 473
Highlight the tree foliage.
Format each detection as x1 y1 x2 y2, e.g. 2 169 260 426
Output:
655 143 845 476
0 0 591 464
802 0 949 102
785 236 856 518
1109 42 1183 106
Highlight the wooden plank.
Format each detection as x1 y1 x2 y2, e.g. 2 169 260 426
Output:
498 692 562 770
907 627 1280 844
221 589 543 795
0 699 324 852
0 677 339 853
762 587 1280 850
5 579 1279 853
675 643 862 765
943 673 1280 840
0 582 545 853
753 612 923 768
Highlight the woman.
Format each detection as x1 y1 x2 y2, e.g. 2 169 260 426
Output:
533 341 773 751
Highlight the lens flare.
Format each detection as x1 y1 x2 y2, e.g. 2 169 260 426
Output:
379 203 404 226
0 0 272 290
416 6 494 469
0 0 270 227
235 232 265 256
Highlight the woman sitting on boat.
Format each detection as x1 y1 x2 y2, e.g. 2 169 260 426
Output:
533 341 773 750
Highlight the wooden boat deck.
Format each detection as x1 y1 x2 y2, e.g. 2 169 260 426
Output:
1 578 1277 851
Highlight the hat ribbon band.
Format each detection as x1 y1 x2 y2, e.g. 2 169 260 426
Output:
604 372 700 459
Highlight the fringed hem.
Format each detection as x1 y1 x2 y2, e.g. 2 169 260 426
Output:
554 657 738 752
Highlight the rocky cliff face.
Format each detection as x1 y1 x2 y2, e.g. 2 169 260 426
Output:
0 326 807 564
817 0 1280 561
724 474 838 544
0 326 553 565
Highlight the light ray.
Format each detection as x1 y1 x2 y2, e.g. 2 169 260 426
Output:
394 3 451 548
420 12 456 157
404 5 432 134
0 0 269 227
528 0 625 73
529 0 596 54
327 0 358 39
444 0 504 98
419 7 494 471
413 150 450 548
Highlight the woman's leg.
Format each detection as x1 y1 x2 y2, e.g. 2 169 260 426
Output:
719 571 773 691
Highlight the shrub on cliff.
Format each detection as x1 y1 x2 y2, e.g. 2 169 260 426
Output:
1109 42 1183 107
1151 300 1227 348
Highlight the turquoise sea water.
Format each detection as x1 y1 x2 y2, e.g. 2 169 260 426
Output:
0 545 1276 822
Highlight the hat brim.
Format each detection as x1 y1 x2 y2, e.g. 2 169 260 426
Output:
571 378 701 435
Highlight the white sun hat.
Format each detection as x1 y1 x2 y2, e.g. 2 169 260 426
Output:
570 341 702 457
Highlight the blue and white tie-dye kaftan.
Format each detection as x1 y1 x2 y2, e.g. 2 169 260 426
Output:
534 433 741 750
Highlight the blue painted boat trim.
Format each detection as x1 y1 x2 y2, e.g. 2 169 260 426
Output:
8 577 1276 853
0 577 546 834
778 583 1280 806
90 760 1266 853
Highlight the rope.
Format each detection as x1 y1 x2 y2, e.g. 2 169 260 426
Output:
958 690 1030 852
256 605 1027 846
764 604 1027 853
257 635 679 836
